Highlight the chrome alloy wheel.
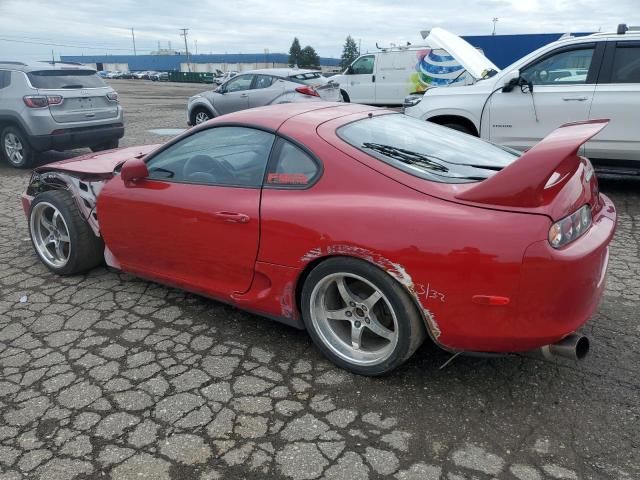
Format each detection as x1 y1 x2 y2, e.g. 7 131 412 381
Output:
310 272 399 366
195 111 210 124
30 202 71 268
4 132 24 165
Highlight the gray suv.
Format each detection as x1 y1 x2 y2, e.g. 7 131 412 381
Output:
0 61 124 168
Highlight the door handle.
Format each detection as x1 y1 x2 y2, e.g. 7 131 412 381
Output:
372 75 376 83
215 211 250 223
240 93 248 97
562 96 588 101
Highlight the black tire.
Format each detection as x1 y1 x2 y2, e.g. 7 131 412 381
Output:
442 123 474 135
90 139 119 152
301 257 426 376
28 190 104 276
340 90 350 103
191 107 213 125
1 125 34 168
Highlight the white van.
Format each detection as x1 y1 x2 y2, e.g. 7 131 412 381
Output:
333 32 497 105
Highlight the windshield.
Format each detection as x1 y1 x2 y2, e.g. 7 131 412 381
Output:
338 114 519 183
27 70 106 89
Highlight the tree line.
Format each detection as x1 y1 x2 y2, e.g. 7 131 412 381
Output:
288 35 360 70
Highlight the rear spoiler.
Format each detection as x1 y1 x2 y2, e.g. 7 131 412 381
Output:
456 119 609 208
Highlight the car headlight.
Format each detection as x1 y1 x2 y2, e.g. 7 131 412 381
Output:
548 204 592 248
403 93 424 109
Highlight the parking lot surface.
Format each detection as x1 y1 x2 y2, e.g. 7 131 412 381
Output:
0 79 638 480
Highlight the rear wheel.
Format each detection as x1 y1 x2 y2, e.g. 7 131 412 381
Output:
301 257 425 376
1 126 34 168
90 139 119 152
29 190 104 275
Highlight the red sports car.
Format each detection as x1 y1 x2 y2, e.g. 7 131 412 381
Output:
21 103 616 375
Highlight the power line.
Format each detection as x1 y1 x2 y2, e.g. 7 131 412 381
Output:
0 36 156 52
0 32 157 51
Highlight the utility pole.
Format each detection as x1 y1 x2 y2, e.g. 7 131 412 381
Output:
195 39 198 55
180 28 191 72
131 28 137 55
492 18 499 36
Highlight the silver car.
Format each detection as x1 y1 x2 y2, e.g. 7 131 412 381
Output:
0 61 123 168
187 68 340 125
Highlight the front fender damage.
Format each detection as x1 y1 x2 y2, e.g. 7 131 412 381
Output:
27 171 106 237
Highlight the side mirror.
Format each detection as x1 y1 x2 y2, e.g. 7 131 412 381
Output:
121 157 148 184
347 66 354 75
216 86 225 93
501 69 521 92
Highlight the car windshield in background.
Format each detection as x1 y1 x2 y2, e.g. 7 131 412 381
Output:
338 114 519 183
27 70 106 89
288 72 327 86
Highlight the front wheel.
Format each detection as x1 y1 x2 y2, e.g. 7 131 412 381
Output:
340 90 350 103
29 190 104 275
441 123 475 136
191 108 212 125
301 257 425 376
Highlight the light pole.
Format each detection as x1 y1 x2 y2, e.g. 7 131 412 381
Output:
492 17 499 36
131 28 137 55
180 28 191 72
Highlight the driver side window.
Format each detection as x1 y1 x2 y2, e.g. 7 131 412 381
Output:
146 127 275 187
521 47 594 85
350 55 375 75
224 75 253 92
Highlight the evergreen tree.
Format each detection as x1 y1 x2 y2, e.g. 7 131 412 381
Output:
299 45 320 69
340 35 359 70
288 37 302 66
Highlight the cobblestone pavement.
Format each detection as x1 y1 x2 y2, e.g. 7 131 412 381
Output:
0 80 638 479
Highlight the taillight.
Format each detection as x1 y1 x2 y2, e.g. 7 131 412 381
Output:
106 91 118 102
23 95 63 108
548 204 592 248
295 85 319 97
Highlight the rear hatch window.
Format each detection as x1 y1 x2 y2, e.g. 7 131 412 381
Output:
288 72 327 87
338 114 519 184
27 70 106 89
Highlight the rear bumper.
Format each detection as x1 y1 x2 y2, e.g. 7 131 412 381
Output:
30 123 125 152
436 194 617 354
510 194 617 351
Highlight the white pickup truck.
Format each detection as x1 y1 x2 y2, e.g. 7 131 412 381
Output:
404 25 640 174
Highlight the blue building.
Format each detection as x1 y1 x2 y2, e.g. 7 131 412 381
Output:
61 52 340 71
462 32 592 69
61 33 594 72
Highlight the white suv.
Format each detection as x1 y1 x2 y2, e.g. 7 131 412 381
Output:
404 25 640 174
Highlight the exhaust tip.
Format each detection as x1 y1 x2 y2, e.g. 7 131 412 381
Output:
524 333 590 361
575 336 590 360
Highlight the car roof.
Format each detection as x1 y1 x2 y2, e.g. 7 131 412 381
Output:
0 61 95 72
241 68 323 78
548 30 640 48
203 102 379 132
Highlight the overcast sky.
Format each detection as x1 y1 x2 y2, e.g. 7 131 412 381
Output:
0 0 637 60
